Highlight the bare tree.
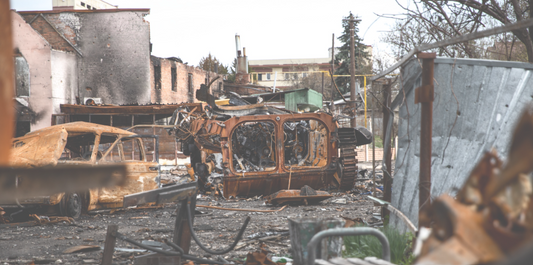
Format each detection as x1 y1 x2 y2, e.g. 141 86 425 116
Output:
386 0 532 62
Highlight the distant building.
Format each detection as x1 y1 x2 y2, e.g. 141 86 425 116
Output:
52 0 117 10
249 46 372 89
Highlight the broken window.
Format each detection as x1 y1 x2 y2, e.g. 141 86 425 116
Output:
98 134 120 162
231 121 276 172
302 73 308 78
188 73 193 92
171 67 177 91
14 56 30 97
283 119 328 168
285 73 290 80
122 138 143 161
154 65 161 90
81 2 85 7
59 133 97 162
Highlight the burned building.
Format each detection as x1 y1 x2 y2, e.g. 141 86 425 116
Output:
149 56 224 104
11 8 223 136
11 8 151 134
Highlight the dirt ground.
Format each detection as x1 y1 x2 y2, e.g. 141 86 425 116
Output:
0 190 381 264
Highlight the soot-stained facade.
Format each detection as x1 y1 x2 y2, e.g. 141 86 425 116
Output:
13 8 151 134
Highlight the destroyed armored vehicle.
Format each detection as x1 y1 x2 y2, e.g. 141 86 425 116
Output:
168 82 372 198
4 122 160 218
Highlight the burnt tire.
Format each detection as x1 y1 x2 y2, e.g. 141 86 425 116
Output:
59 192 82 219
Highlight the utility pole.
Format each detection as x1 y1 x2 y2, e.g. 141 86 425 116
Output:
344 14 361 128
331 33 335 102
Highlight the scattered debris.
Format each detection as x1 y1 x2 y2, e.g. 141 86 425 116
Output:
62 245 101 254
266 185 333 205
245 247 286 265
197 204 287 213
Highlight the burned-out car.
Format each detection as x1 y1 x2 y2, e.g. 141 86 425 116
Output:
5 122 160 218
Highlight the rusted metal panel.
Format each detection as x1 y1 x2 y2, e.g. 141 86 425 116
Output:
221 113 338 198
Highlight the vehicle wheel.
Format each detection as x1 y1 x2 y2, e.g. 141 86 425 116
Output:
60 192 82 219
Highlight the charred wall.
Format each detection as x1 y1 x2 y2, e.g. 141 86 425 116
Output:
149 56 223 104
75 10 151 105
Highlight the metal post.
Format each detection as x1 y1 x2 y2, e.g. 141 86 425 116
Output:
349 15 357 128
372 91 376 196
416 53 436 228
0 0 14 165
364 76 367 128
321 72 324 98
331 33 335 102
382 80 392 220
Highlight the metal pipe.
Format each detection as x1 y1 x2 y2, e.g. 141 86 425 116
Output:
306 227 391 265
364 76 367 127
372 90 376 196
417 53 436 228
382 80 392 220
186 199 250 255
331 33 335 102
113 231 224 264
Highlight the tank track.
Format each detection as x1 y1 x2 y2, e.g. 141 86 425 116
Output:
338 128 358 191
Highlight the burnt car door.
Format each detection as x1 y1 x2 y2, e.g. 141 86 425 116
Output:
95 135 160 209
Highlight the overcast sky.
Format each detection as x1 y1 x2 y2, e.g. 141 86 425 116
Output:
10 0 409 67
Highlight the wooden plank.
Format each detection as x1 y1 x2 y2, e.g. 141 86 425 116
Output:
101 225 118 265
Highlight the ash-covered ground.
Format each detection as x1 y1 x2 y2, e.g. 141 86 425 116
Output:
0 191 380 264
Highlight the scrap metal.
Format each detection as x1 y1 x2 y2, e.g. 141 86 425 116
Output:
3 122 160 218
414 107 533 265
167 81 372 198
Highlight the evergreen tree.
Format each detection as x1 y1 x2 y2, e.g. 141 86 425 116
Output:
198 53 228 74
334 12 370 94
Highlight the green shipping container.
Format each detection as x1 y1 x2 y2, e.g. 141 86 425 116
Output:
284 88 323 112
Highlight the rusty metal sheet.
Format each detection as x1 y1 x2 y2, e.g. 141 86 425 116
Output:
266 189 332 205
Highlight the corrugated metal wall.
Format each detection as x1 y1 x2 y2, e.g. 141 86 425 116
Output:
390 57 533 233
